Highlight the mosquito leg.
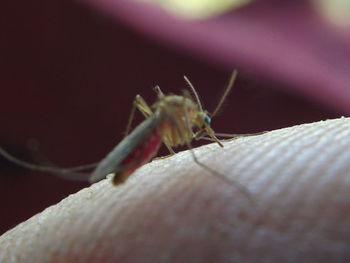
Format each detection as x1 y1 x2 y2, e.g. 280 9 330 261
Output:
153 143 175 160
124 95 154 136
56 162 99 172
26 140 99 171
214 131 269 138
196 132 269 142
185 140 253 202
124 99 137 137
154 85 165 99
135 95 153 117
164 143 175 155
27 139 57 167
0 146 92 181
181 100 253 202
204 127 223 147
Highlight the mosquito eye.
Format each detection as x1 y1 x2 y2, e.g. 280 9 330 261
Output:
204 114 211 125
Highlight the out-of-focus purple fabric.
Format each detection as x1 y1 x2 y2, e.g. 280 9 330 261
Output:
83 0 350 112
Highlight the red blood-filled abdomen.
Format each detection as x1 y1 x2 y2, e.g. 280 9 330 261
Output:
112 131 162 184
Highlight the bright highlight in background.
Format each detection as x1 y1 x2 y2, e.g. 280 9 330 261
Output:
313 0 350 27
136 0 252 19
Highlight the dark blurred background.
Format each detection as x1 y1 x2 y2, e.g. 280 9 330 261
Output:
0 0 348 234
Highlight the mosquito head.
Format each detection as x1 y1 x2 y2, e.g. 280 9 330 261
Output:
194 110 223 147
203 113 211 126
195 110 212 129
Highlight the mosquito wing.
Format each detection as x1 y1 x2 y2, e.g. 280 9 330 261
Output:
89 113 161 183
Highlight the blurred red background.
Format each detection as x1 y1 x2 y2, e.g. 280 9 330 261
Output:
0 0 347 234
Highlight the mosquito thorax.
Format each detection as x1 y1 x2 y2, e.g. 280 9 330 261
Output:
155 95 199 122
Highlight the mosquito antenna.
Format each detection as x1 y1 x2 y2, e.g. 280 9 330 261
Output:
124 100 137 136
211 70 238 118
183 75 203 112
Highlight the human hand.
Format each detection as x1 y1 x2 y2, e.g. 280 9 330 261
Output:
1 118 349 262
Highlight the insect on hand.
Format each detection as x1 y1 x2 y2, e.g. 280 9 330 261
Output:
0 71 251 196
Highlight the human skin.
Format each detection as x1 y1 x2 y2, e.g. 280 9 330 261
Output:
0 118 350 263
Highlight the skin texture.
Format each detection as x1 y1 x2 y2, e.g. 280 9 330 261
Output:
1 117 350 263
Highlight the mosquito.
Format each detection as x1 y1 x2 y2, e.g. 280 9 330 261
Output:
0 71 251 196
